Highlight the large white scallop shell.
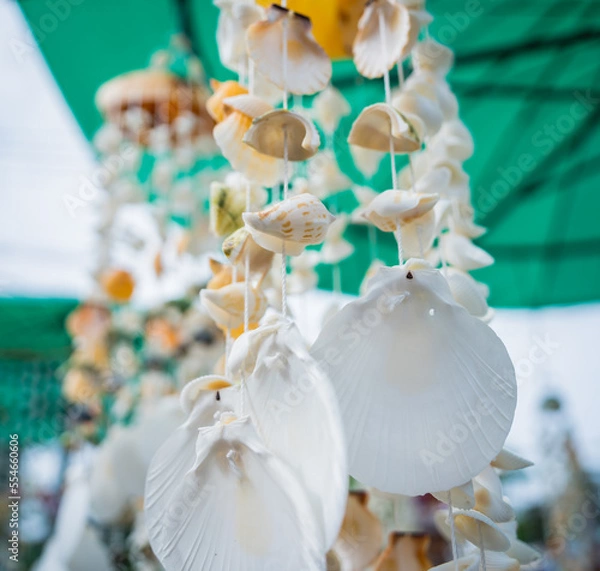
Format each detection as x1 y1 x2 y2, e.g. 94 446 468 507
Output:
243 193 335 256
228 316 348 551
246 5 332 95
311 262 517 495
145 414 324 571
353 0 411 79
362 190 439 232
348 103 420 153
200 282 268 330
243 109 320 161
213 95 286 186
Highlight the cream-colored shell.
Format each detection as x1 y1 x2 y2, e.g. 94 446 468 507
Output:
222 227 275 280
351 185 379 224
392 90 444 140
320 215 355 265
307 151 353 198
246 5 332 95
353 0 411 79
430 119 475 161
348 103 420 153
444 267 493 322
200 282 267 330
404 71 459 121
243 109 321 161
362 190 439 232
350 146 385 180
311 86 351 134
436 509 511 552
213 95 286 186
243 193 335 256
492 448 533 471
412 38 454 76
440 232 494 270
431 480 476 510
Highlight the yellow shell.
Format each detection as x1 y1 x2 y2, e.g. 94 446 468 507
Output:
100 268 135 303
246 5 332 95
243 193 335 256
243 109 320 161
213 95 286 186
200 282 267 330
206 79 248 123
348 103 420 153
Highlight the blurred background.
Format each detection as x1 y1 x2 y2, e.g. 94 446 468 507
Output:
1 0 599 569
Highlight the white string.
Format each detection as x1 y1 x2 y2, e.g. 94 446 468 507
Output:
447 492 460 571
394 220 403 266
478 522 487 571
281 128 289 318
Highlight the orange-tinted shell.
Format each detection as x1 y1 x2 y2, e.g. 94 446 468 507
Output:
100 269 136 303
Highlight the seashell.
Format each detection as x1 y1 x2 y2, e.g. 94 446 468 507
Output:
350 147 385 180
311 262 517 495
412 38 454 76
145 414 323 571
228 317 348 551
243 109 321 161
444 267 492 322
179 374 232 416
207 257 244 290
100 268 135 302
348 103 420 153
288 250 321 294
333 491 383 571
63 368 100 406
440 233 494 271
361 189 439 232
243 193 335 256
215 0 265 73
353 0 411 79
392 90 444 140
427 553 479 571
432 480 476 510
499 520 541 564
66 303 111 339
246 5 332 95
404 71 459 121
359 259 386 296
320 215 355 265
492 448 533 471
473 485 514 524
372 532 432 571
430 119 475 161
435 509 511 552
206 79 248 123
209 175 268 237
449 201 486 239
311 86 351 134
307 151 353 198
222 227 275 280
200 282 267 330
213 95 286 186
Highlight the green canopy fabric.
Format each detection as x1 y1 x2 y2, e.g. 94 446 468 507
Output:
17 0 600 307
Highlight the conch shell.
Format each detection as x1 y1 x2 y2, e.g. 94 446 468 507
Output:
243 193 335 256
246 4 332 95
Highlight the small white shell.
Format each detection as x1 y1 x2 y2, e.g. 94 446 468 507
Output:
311 86 351 134
435 509 511 552
430 119 475 161
213 96 286 186
362 190 439 232
307 151 352 198
412 38 454 76
350 146 385 180
246 5 332 95
491 448 533 471
320 215 355 265
440 233 494 271
444 267 492 322
243 109 321 161
449 201 486 239
243 193 335 256
431 480 476 510
392 90 444 140
348 103 420 153
200 282 267 330
222 227 275 280
353 0 411 79
404 71 459 121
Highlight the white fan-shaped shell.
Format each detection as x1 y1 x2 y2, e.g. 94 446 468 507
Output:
243 193 335 256
228 317 348 551
444 267 492 322
311 263 517 495
393 91 444 140
362 190 439 232
244 110 320 161
348 103 420 153
312 86 351 134
353 0 411 79
200 282 268 330
440 233 494 271
432 480 475 510
145 416 324 570
246 5 332 95
213 103 285 187
412 38 454 76
492 448 533 471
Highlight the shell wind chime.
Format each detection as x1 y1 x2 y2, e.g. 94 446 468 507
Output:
143 2 540 570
